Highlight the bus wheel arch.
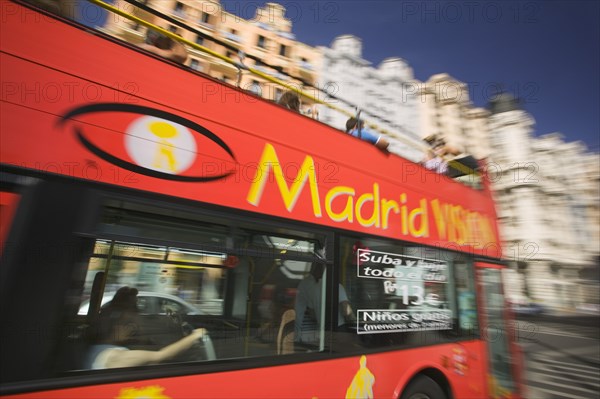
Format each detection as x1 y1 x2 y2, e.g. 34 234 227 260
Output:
399 368 452 399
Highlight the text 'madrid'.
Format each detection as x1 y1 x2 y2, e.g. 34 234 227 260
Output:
247 143 496 247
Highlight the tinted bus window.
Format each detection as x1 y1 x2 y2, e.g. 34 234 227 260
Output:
334 236 478 352
59 199 328 373
478 268 516 394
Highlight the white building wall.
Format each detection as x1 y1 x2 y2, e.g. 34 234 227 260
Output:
418 74 489 158
488 102 600 310
317 40 600 311
317 35 423 161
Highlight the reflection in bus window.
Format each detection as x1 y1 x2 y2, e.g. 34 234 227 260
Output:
334 236 477 352
63 200 326 371
479 268 516 394
455 262 478 332
294 262 326 348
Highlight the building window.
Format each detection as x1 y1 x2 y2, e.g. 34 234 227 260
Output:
190 59 203 71
174 2 184 12
200 12 211 24
223 28 242 43
196 35 204 46
299 57 312 70
256 35 266 49
168 25 178 33
279 44 287 57
249 80 262 96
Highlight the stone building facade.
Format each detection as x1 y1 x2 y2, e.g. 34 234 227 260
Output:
104 0 322 106
417 78 600 310
316 35 422 161
103 2 425 160
418 73 492 160
489 95 600 309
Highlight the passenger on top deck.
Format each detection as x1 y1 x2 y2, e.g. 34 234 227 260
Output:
138 29 188 64
304 104 319 120
277 91 301 112
421 134 462 175
277 91 320 120
345 117 390 151
22 0 75 19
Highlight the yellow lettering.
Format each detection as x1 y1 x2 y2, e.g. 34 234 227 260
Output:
409 199 429 237
247 146 498 244
400 193 408 235
449 205 464 243
326 186 355 222
247 143 322 216
479 216 498 245
381 199 399 230
356 184 380 227
467 212 480 246
430 199 449 240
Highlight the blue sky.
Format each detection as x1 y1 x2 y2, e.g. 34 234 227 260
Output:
220 0 599 152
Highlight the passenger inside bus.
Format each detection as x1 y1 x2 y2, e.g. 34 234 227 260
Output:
85 286 206 369
294 263 355 346
294 263 323 345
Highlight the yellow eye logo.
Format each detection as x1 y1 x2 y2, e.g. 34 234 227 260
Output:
58 103 236 182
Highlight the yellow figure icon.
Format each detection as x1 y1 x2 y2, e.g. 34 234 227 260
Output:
149 121 178 172
346 355 375 399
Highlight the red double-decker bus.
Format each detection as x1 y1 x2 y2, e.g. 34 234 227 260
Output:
1 1 522 398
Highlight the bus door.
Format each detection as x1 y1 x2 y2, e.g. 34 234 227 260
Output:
476 262 522 399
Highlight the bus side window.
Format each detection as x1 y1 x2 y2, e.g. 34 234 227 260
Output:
455 262 479 335
58 201 328 372
336 237 468 351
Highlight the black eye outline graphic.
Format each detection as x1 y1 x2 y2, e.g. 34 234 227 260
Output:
58 103 236 182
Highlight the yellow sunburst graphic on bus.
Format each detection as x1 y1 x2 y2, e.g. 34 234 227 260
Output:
116 385 171 399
